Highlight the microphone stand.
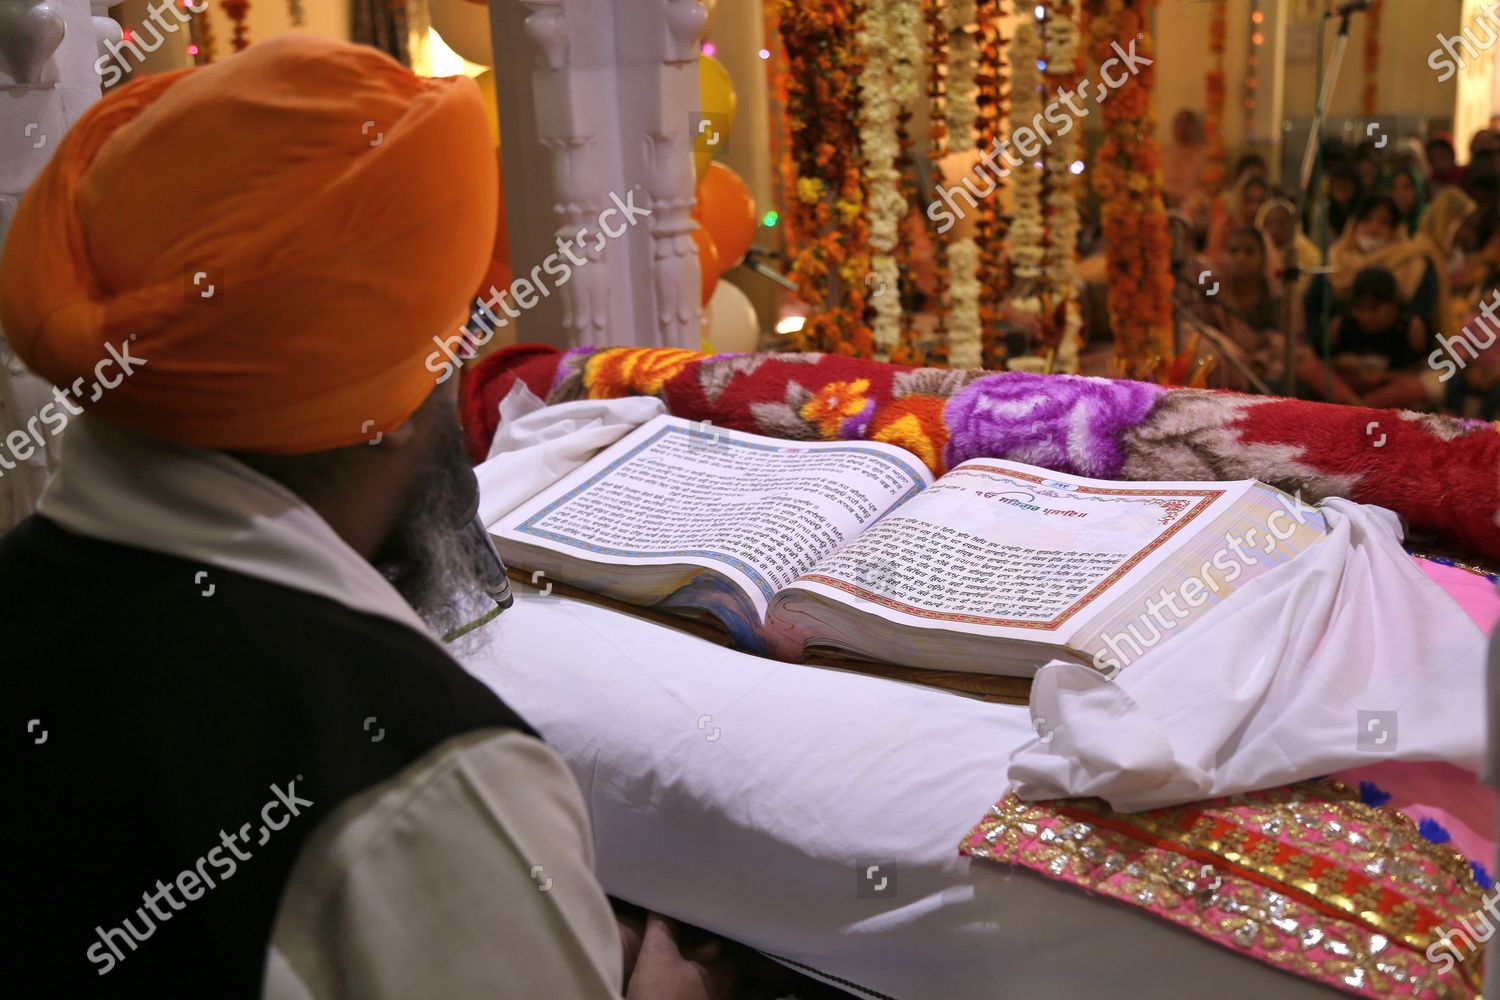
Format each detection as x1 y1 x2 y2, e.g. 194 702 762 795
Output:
1281 2 1367 396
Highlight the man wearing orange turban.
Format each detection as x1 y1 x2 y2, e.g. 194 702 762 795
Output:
0 36 624 997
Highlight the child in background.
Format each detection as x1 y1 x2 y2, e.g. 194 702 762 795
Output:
1298 266 1428 408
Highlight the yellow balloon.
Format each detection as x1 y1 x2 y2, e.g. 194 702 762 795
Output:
474 69 500 147
693 53 737 181
429 0 493 68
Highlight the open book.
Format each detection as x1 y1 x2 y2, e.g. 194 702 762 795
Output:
492 415 1327 678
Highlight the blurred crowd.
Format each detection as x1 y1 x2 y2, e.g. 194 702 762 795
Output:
1161 108 1500 418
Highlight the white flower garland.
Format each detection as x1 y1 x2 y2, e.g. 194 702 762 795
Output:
1007 19 1045 286
941 0 982 367
944 0 978 154
858 0 906 359
947 238 982 367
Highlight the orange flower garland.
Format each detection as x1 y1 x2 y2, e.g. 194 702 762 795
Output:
221 0 251 53
974 0 1009 369
916 0 951 366
1361 0 1382 118
1083 0 1174 373
779 0 874 356
1203 0 1227 195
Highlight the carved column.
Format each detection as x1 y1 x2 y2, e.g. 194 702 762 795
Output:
642 0 706 346
0 0 116 531
495 0 706 349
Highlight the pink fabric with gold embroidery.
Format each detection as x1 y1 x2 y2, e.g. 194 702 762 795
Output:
962 782 1488 998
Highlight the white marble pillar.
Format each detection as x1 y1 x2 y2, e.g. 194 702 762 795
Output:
490 0 706 349
0 0 116 531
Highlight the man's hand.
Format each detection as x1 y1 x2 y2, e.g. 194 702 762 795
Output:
623 912 737 1000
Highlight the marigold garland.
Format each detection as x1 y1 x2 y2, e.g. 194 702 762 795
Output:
973 0 1009 368
920 0 952 364
1203 0 1227 195
780 0 873 356
221 0 251 52
1361 0 1382 117
891 0 927 361
1043 0 1084 373
1083 0 1174 374
943 0 983 368
924 0 949 158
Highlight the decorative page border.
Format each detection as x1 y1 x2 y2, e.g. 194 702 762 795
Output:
801 465 1226 630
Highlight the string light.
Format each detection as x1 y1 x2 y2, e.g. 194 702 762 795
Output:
762 210 779 227
1245 0 1264 138
758 48 771 60
703 42 717 56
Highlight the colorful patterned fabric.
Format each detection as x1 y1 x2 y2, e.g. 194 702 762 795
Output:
961 782 1491 998
462 345 1500 562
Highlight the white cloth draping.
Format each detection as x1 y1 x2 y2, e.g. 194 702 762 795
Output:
1011 499 1488 811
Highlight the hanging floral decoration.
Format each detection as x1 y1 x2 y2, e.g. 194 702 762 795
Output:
942 0 983 369
973 0 1009 369
188 0 218 64
1042 0 1084 373
221 0 251 52
763 0 795 260
891 0 927 361
1203 0 1228 194
924 0 949 158
780 0 873 356
919 0 952 360
859 0 917 361
1083 0 1174 373
1007 19 1045 285
1361 0 1382 117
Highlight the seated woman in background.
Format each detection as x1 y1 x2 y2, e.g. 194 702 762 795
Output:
1297 266 1429 409
1390 167 1427 235
1206 173 1270 264
1194 226 1285 391
1306 195 1438 350
1256 197 1321 302
1414 186 1479 336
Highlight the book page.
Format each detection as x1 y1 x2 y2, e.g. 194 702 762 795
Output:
495 416 933 618
789 459 1250 642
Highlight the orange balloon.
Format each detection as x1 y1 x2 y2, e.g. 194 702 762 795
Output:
692 226 720 306
692 162 756 271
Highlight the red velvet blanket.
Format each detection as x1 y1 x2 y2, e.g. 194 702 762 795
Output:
463 345 1500 563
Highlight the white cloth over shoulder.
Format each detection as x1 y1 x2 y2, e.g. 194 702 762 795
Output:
476 382 665 525
1011 498 1489 812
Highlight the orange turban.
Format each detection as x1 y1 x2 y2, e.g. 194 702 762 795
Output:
0 36 497 454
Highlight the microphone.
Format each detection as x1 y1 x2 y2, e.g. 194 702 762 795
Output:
463 514 514 611
460 469 514 611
